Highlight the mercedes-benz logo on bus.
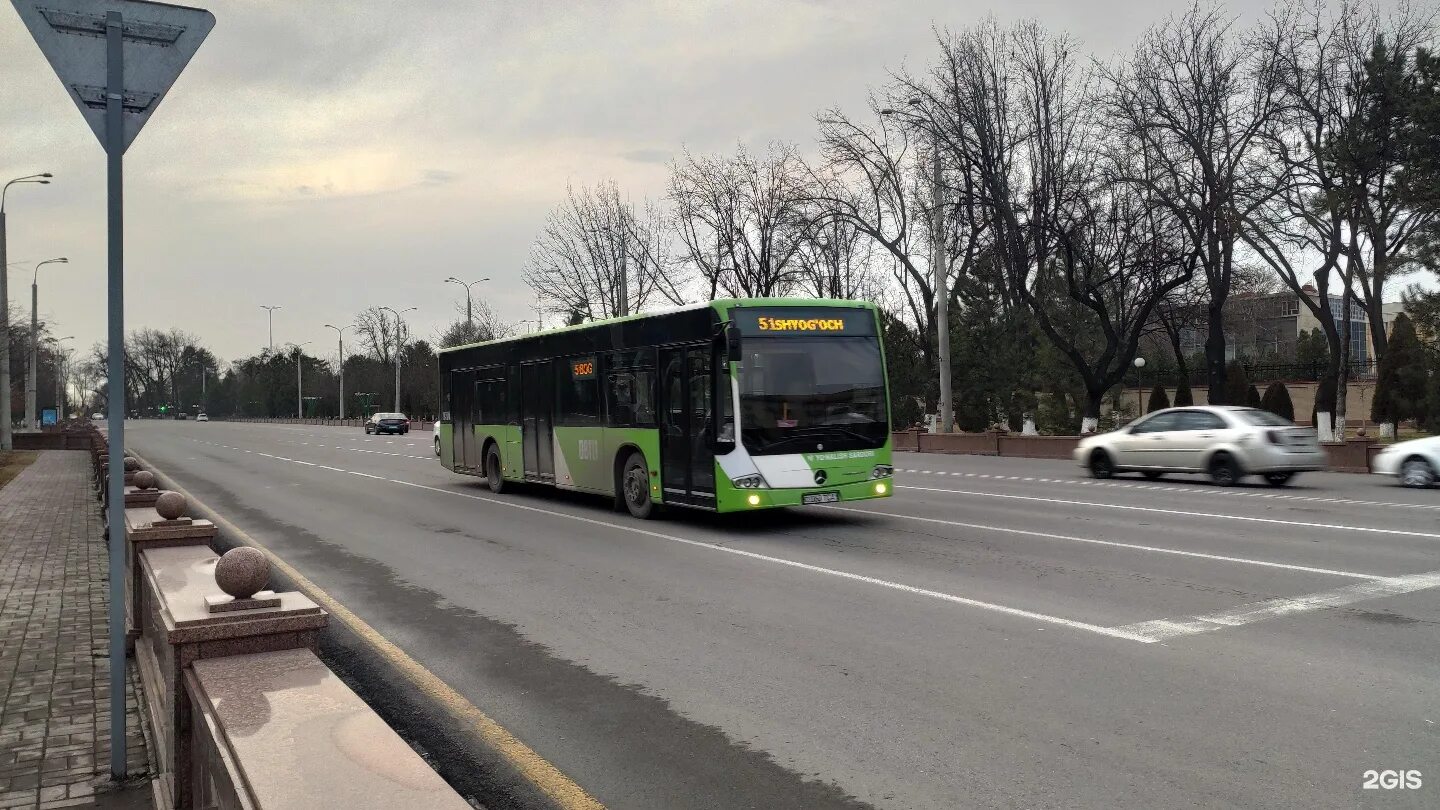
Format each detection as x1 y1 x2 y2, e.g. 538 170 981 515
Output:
814 469 828 485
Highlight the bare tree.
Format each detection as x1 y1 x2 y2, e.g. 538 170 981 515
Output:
354 306 403 365
524 180 685 321
436 299 512 348
670 143 809 298
1102 3 1284 404
792 214 882 300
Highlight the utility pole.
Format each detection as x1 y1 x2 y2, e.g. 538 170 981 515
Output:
929 146 952 434
261 305 281 351
618 223 629 316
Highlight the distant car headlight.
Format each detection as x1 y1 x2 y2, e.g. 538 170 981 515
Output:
731 474 765 489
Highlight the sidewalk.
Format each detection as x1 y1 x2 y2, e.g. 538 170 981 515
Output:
0 452 152 810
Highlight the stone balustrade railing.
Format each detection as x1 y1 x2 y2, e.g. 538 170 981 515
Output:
85 429 470 809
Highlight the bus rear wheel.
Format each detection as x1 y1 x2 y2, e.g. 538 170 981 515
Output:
486 446 506 494
621 452 654 519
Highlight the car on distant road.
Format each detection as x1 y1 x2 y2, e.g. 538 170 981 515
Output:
1371 436 1440 487
365 412 410 435
175 412 188 420
90 412 102 420
1075 406 1324 487
196 413 209 422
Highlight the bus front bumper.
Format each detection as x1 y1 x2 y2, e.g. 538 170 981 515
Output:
732 477 894 509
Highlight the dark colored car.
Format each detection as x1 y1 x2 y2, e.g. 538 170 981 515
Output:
365 412 410 435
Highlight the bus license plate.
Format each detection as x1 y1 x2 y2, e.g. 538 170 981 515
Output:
803 491 839 505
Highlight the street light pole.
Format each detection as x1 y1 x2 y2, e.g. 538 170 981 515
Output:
260 305 281 351
881 100 950 433
1 173 53 448
445 277 489 335
380 306 415 413
1134 356 1147 416
27 257 68 428
324 324 354 420
286 341 312 418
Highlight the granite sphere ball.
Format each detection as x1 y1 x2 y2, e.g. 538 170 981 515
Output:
154 491 186 520
215 547 269 600
123 457 140 472
133 471 156 490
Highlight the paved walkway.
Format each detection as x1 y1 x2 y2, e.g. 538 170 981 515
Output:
0 452 151 810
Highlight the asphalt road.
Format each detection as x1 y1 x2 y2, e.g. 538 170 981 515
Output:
127 420 1439 810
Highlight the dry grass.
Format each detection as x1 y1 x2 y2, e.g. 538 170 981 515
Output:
0 450 40 492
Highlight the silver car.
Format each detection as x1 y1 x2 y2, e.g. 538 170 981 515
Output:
1073 406 1325 487
1371 436 1440 488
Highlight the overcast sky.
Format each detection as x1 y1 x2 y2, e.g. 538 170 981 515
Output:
3 0 1289 364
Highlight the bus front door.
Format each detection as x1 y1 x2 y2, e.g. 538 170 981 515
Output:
521 361 555 481
659 346 715 504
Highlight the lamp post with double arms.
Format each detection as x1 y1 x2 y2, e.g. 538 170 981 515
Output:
379 306 416 413
444 277 489 336
323 323 355 419
1 173 53 447
260 305 281 351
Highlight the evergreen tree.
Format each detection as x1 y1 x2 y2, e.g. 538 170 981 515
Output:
1372 313 1428 426
1173 378 1194 407
1146 385 1170 414
1260 383 1294 422
1218 360 1250 406
1246 383 1262 408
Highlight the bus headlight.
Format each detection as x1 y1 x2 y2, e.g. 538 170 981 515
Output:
875 482 888 495
871 465 894 478
731 474 765 489
747 494 762 506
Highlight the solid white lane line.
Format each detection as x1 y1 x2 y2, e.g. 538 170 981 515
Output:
185 438 1156 644
1114 570 1440 642
894 467 1440 512
898 485 1440 542
825 505 1384 580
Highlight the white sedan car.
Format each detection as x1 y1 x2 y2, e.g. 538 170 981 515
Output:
1074 406 1325 487
1371 436 1440 488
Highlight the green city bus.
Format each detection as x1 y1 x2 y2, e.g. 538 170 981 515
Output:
436 298 893 518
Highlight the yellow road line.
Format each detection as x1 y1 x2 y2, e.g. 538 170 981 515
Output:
131 451 605 810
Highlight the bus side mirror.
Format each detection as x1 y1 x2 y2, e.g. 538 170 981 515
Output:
725 325 741 363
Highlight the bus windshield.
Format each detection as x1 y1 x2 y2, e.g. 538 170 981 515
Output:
737 335 889 455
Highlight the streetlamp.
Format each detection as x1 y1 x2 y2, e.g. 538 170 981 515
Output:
515 318 538 334
323 323 355 419
27 257 68 428
285 341 312 419
1134 356 1147 416
0 173 52 448
260 305 282 351
880 98 951 433
379 306 416 413
444 277 489 335
587 224 629 316
46 335 73 422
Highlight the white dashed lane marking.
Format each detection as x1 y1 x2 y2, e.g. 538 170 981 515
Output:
893 468 1440 512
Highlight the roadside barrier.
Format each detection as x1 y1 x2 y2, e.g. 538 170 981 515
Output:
88 430 471 809
217 417 436 430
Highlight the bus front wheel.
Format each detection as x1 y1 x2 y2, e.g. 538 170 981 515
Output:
486 446 506 494
622 452 654 519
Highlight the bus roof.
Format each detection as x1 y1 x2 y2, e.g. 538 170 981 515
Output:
436 297 879 355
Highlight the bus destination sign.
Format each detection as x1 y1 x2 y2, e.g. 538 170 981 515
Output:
734 308 875 336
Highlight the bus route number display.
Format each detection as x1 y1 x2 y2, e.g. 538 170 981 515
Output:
735 308 875 336
572 358 596 379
